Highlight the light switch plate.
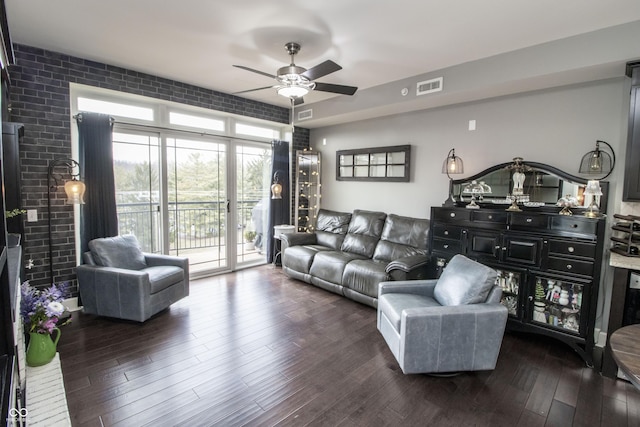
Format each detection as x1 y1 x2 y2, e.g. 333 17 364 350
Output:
27 209 38 222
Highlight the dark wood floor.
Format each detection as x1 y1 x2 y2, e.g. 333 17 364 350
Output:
58 265 640 427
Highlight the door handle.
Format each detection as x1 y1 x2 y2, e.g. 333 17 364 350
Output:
226 200 230 213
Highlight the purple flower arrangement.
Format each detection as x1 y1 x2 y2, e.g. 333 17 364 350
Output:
20 281 71 334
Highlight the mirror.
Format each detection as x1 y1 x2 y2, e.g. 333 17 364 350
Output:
449 160 609 213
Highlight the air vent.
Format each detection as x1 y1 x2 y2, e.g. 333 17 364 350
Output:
416 77 443 96
297 109 313 121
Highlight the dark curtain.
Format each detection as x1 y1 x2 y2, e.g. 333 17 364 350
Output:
266 140 290 263
77 112 118 254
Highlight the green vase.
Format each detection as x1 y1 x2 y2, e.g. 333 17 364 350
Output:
26 328 60 367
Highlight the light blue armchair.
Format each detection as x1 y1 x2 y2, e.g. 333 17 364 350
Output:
77 235 189 322
377 254 508 374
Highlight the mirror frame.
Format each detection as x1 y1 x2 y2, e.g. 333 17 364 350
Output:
449 160 609 214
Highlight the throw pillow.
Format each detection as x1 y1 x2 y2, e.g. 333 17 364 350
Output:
433 254 497 306
89 235 148 270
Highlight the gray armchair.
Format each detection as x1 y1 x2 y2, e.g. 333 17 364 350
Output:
377 254 507 374
77 235 189 322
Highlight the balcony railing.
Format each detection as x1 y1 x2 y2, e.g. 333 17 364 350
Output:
116 200 264 254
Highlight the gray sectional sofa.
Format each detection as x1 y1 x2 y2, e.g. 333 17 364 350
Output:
281 209 435 307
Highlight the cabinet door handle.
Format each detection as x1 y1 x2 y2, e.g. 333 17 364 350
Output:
450 212 456 218
526 218 533 223
502 247 507 251
528 296 534 301
568 246 575 253
443 244 449 249
566 264 573 270
444 230 449 236
488 215 493 219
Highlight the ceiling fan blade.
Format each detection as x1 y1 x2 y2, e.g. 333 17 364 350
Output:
233 85 275 94
314 82 358 96
233 65 276 79
301 60 342 81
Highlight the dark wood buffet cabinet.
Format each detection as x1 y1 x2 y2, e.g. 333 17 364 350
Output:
431 157 610 366
430 206 606 365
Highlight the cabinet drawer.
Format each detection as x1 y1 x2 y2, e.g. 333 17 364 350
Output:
550 216 597 236
432 223 463 240
548 240 596 259
432 208 471 222
432 238 462 253
547 256 595 277
471 210 508 224
509 213 549 230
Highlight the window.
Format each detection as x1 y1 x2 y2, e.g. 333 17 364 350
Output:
169 112 225 132
337 145 411 182
235 122 279 139
77 97 154 121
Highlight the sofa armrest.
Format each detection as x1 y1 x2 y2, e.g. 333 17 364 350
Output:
77 264 151 322
385 254 435 281
385 254 430 273
379 279 438 298
144 253 189 272
280 232 317 250
403 302 508 324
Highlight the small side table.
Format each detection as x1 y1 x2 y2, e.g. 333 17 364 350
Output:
610 324 640 390
273 235 282 266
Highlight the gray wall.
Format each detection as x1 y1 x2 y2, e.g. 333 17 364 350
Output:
310 77 637 341
311 78 630 218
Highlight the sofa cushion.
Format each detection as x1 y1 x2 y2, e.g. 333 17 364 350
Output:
309 251 365 285
373 214 430 262
283 245 331 274
144 265 184 294
342 259 389 298
89 235 147 270
316 230 346 250
316 209 352 234
378 293 441 332
433 255 497 306
341 210 387 258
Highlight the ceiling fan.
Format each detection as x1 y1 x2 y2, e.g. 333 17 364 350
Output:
233 42 358 105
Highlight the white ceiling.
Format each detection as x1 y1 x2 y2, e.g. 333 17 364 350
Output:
6 0 640 120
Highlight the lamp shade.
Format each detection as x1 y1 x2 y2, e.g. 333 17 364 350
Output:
64 178 86 204
578 140 615 179
442 148 464 175
584 179 603 196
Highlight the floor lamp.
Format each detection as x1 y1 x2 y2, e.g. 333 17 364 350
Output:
47 158 85 284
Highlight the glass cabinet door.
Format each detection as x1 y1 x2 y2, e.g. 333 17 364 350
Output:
495 268 523 318
295 150 321 232
530 275 585 335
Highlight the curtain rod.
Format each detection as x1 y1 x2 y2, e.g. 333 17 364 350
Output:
72 114 289 144
99 118 285 144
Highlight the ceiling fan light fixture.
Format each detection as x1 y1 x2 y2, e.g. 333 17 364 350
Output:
276 81 315 98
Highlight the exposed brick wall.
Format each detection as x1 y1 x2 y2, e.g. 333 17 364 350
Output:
8 44 309 292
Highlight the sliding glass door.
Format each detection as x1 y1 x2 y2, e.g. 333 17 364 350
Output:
112 131 162 253
166 135 229 273
235 143 272 265
112 128 271 275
